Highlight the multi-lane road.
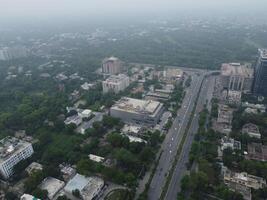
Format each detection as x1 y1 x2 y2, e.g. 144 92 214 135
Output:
164 75 216 200
147 71 206 200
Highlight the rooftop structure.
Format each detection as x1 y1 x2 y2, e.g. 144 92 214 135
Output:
39 177 65 200
121 124 143 136
102 56 122 75
89 154 105 163
220 63 254 93
64 174 104 200
253 49 267 97
246 143 267 161
227 90 242 105
0 137 34 179
242 102 266 113
163 68 183 83
64 115 82 126
222 166 266 200
110 97 164 126
59 164 76 181
102 74 130 94
221 136 241 151
242 123 261 139
145 91 170 102
20 194 40 200
25 162 43 175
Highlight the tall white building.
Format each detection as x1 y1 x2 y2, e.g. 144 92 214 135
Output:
102 57 122 75
102 74 130 94
0 137 34 179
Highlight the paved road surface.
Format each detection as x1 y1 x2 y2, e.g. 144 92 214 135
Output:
164 75 216 200
147 71 205 200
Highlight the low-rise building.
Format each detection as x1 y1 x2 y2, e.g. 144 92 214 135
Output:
163 67 183 83
227 90 242 105
64 173 104 200
25 162 43 175
222 166 266 200
78 109 92 119
215 104 234 134
246 143 267 161
64 115 83 126
89 154 105 163
242 102 266 113
0 137 34 179
39 177 65 200
102 74 130 94
145 91 170 102
110 97 164 126
242 123 261 139
221 137 241 151
121 124 143 136
20 194 40 200
59 164 76 181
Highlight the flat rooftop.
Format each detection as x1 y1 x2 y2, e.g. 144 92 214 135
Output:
221 63 254 78
103 74 128 83
39 177 65 200
0 136 32 163
112 97 162 115
103 56 120 63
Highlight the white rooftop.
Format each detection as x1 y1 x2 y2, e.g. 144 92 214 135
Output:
112 97 162 115
0 136 32 162
39 177 65 200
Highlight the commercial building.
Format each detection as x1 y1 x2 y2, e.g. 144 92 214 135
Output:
102 56 122 75
220 63 254 93
0 137 34 179
110 97 164 126
242 123 261 139
222 166 266 200
64 173 104 200
246 143 267 161
102 74 130 94
253 49 267 97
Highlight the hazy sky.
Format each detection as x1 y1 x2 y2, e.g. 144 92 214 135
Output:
0 0 267 23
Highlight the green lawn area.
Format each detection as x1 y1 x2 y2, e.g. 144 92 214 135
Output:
105 189 132 200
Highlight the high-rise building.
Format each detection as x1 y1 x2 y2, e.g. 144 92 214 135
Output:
102 74 130 94
220 63 254 93
0 137 34 179
102 57 122 75
253 49 267 97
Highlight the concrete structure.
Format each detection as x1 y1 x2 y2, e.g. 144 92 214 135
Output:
39 177 65 200
64 115 83 126
110 97 164 126
102 56 122 75
242 102 266 113
0 137 34 179
25 162 43 175
59 164 76 181
246 143 267 161
163 68 183 83
64 174 104 200
215 104 234 134
220 63 254 93
102 74 130 94
121 124 143 136
20 194 40 200
145 91 170 102
253 49 267 97
221 136 241 151
242 123 261 139
89 154 105 163
227 90 242 105
78 109 92 119
222 166 266 200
